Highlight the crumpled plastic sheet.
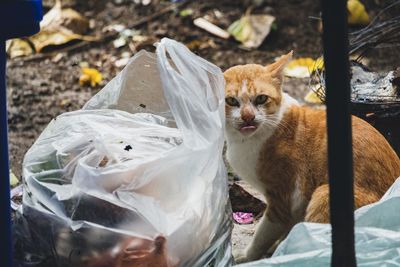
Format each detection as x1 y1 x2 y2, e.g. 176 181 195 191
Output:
238 178 400 266
12 38 233 267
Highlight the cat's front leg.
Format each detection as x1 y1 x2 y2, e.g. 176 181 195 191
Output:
234 212 288 263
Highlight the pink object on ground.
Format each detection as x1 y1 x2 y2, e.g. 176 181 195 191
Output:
232 212 254 224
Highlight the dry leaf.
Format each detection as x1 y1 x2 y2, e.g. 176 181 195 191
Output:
304 85 325 104
6 39 34 58
186 39 216 50
348 0 370 26
79 68 103 87
228 16 252 43
30 27 96 52
180 9 193 17
228 12 275 49
7 0 96 56
284 57 324 78
10 170 19 187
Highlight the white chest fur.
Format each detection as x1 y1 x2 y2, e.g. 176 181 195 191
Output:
226 131 268 193
225 93 299 197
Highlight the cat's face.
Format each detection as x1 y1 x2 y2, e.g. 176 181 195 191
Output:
224 51 292 136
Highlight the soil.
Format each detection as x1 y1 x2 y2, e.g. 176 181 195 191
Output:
6 0 399 257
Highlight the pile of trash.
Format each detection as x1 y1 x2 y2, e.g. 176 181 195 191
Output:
12 38 232 267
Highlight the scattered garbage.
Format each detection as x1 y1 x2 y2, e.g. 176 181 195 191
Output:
10 184 23 211
112 28 142 49
229 182 266 217
193 17 230 39
233 212 254 225
13 38 232 267
79 67 103 87
309 61 399 104
228 10 275 49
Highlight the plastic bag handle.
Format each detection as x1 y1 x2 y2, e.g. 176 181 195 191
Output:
156 38 225 148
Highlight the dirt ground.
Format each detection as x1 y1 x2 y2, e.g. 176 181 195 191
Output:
6 0 399 255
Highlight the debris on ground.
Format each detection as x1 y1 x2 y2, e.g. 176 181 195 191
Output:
179 8 193 17
228 9 275 50
348 0 370 26
229 182 266 217
233 212 254 224
79 67 103 87
10 184 23 211
9 170 19 187
304 85 325 104
7 0 97 58
193 17 230 39
309 61 400 104
284 57 323 78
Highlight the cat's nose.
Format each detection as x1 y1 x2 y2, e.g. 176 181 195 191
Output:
241 113 255 122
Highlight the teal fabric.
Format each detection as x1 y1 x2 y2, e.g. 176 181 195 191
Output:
238 179 400 267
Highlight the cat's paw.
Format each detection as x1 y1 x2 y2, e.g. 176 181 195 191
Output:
233 249 250 264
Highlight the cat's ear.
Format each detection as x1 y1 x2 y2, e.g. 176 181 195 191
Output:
265 51 293 78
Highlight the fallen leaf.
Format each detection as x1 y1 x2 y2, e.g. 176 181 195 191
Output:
284 57 324 78
79 67 103 87
129 35 158 53
304 85 325 104
348 0 370 26
186 39 216 50
179 8 193 17
7 0 96 56
52 53 64 63
6 39 34 58
30 27 97 52
10 170 19 187
228 11 275 49
228 16 252 43
60 99 71 107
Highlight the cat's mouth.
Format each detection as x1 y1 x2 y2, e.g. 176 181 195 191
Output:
239 122 259 134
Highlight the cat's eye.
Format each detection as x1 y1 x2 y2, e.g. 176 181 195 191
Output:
225 97 240 107
255 94 268 105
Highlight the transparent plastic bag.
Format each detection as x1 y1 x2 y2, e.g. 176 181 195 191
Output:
13 38 233 267
237 178 400 267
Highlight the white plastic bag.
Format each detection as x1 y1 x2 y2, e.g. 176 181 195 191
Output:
13 38 232 267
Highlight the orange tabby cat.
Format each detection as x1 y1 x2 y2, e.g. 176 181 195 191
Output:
224 51 400 263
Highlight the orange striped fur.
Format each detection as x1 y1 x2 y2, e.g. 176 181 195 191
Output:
224 52 400 263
